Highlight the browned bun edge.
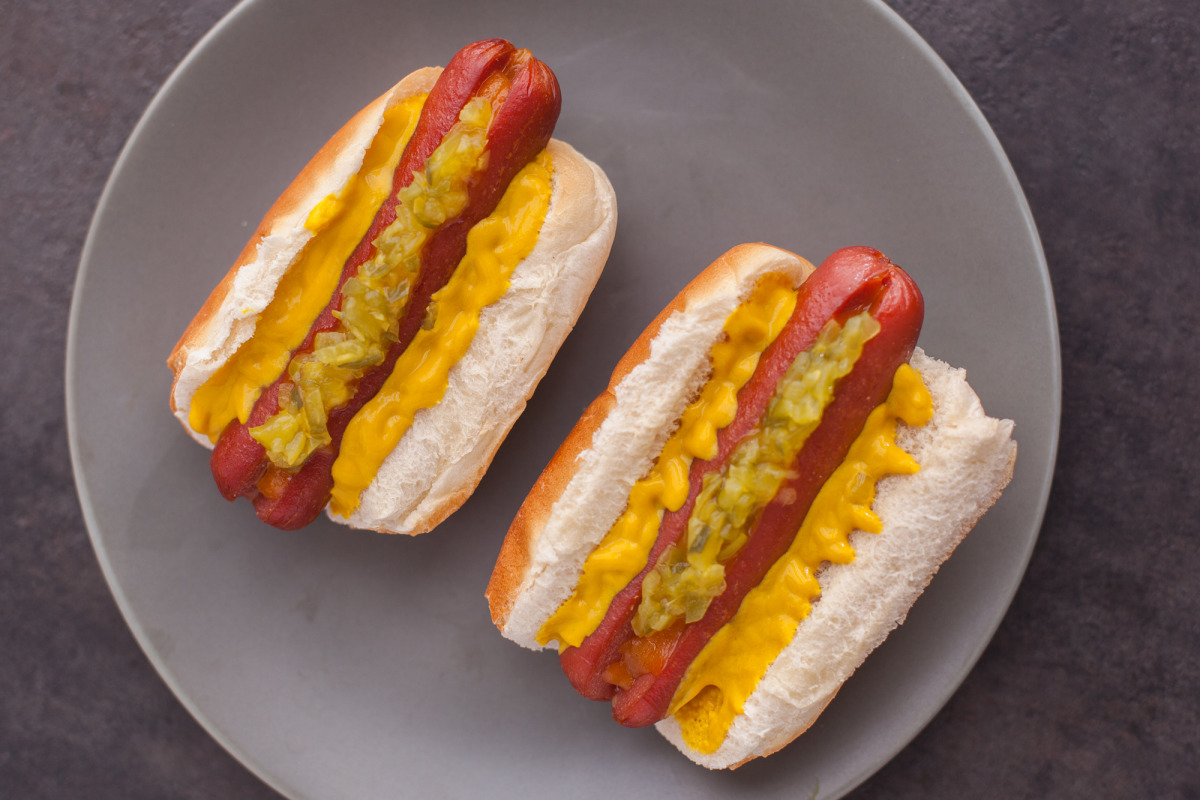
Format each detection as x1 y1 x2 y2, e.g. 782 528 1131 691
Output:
487 390 616 625
167 66 442 420
486 243 815 639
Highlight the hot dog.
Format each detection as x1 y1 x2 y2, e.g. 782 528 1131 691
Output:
486 243 1016 767
168 40 617 533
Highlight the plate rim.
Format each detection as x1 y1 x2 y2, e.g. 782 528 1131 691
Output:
833 0 1061 793
65 2 310 797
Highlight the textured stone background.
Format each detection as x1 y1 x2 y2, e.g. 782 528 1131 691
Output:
2 1 1197 797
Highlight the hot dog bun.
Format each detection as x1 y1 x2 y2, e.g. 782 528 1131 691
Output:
486 243 1015 768
168 64 617 534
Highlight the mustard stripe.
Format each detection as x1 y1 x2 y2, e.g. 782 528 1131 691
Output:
188 96 427 441
327 150 555 517
535 276 797 649
670 363 932 754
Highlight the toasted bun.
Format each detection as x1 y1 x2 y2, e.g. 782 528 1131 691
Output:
168 69 617 534
485 246 1016 767
486 243 816 644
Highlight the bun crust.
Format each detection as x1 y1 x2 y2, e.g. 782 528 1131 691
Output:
486 244 815 645
168 69 617 534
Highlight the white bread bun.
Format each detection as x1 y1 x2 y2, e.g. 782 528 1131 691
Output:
485 245 1016 768
168 68 617 534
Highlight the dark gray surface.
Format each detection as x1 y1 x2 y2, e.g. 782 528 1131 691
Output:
2 2 1196 799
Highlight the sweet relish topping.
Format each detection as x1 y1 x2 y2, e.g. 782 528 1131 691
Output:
633 311 881 635
250 99 494 467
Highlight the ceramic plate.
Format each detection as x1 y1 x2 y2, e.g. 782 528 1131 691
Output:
68 1 1058 797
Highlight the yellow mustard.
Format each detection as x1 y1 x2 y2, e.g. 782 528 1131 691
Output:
536 275 798 650
188 95 428 441
327 149 556 517
249 98 494 468
669 363 933 754
635 311 882 636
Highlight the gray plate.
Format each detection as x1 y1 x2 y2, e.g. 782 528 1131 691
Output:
67 1 1058 798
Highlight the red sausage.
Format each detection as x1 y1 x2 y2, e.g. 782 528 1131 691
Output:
208 41 561 529
557 248 924 725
